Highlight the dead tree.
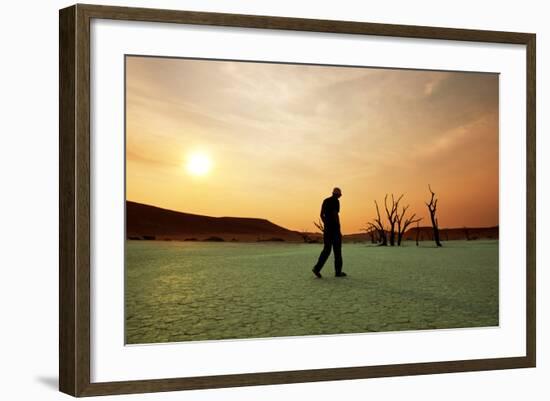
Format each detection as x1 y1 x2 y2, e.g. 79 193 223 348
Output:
384 193 404 246
426 184 443 247
369 200 387 246
396 204 423 246
362 224 377 243
365 222 383 244
368 227 377 243
300 228 312 243
415 221 420 246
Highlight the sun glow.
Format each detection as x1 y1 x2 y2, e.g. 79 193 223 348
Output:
186 152 212 176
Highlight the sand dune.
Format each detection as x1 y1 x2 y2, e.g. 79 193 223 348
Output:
126 201 304 242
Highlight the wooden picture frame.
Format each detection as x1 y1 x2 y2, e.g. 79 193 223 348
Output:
59 3 536 397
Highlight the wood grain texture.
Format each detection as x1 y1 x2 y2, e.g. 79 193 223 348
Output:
525 34 536 367
58 3 537 397
78 357 533 397
77 3 533 43
59 5 76 396
75 4 92 397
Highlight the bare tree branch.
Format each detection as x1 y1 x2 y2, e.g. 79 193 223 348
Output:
384 193 404 246
369 200 387 245
396 203 422 245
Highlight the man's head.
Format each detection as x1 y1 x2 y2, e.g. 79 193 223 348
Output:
332 187 342 198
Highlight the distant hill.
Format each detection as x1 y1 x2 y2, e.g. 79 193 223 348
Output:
353 226 499 242
305 225 498 243
126 201 304 242
354 226 498 241
402 226 498 241
340 226 498 242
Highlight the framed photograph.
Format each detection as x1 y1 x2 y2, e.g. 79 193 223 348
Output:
59 4 536 397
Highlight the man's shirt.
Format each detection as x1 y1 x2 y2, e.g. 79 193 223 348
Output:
320 195 340 232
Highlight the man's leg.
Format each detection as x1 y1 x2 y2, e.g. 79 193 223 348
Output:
313 233 333 273
333 232 343 275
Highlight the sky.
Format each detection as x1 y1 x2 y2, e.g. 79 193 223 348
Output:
126 56 499 234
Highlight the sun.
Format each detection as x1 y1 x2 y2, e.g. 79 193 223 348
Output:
186 152 212 176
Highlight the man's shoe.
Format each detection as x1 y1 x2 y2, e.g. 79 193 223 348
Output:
335 272 347 277
312 269 322 278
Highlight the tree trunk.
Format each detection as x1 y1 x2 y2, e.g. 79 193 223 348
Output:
379 230 387 246
426 185 442 247
396 203 421 246
430 213 442 247
384 193 403 247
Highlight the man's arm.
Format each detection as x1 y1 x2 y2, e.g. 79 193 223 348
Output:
320 199 327 224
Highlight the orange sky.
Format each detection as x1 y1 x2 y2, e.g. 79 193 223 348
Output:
126 56 499 234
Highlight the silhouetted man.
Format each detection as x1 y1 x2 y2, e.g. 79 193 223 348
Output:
312 187 347 278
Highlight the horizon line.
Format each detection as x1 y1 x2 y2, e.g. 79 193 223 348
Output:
126 199 499 234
